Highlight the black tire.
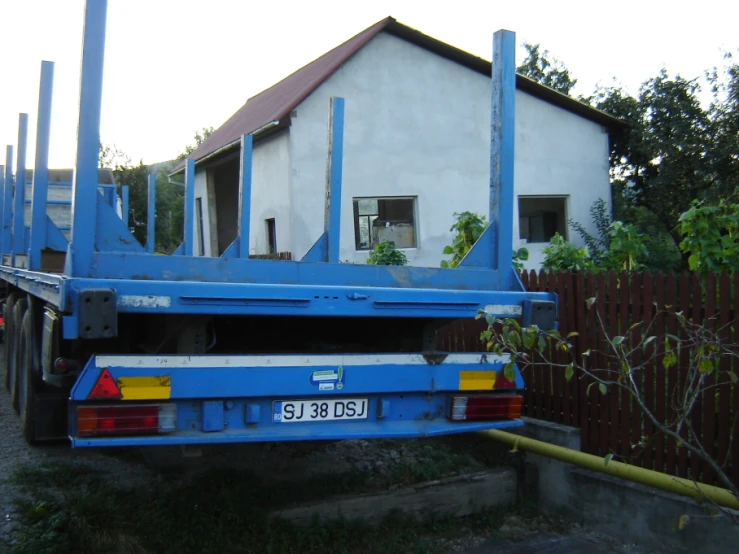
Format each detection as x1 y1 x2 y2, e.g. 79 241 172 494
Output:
19 310 40 445
3 293 19 392
9 297 28 414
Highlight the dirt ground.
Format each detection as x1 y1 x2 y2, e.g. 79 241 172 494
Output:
0 346 656 553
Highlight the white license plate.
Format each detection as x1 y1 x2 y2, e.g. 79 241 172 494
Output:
273 398 369 423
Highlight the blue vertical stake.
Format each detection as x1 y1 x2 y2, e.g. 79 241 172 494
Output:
2 147 13 257
69 0 108 276
325 97 345 264
28 61 55 271
0 166 4 257
184 159 195 256
490 30 516 277
238 134 253 258
121 184 129 227
147 174 156 254
13 114 29 262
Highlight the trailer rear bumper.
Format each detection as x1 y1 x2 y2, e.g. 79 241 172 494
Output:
68 352 527 447
69 418 524 447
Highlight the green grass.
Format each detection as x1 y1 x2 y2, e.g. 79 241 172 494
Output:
9 450 524 554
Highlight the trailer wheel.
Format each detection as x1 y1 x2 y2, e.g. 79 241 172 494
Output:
18 310 40 445
2 293 19 392
9 297 29 414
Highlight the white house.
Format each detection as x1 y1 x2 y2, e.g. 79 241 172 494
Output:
172 17 624 269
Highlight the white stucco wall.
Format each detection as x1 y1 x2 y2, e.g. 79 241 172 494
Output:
286 32 611 269
514 92 611 268
194 131 291 257
249 131 292 255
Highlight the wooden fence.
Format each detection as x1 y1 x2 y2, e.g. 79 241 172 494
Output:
436 270 739 489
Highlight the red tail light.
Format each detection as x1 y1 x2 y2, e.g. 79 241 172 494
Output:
449 394 523 421
77 404 176 437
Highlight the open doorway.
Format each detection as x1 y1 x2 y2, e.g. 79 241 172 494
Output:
209 157 240 255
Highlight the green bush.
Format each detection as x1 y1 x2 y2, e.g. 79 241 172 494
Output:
367 241 408 266
678 199 739 272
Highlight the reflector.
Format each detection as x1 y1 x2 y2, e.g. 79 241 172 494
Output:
88 368 122 399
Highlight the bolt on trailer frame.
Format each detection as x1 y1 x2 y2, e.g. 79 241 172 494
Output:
0 0 557 447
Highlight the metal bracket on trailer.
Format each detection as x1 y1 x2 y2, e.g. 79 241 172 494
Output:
522 299 556 330
78 288 117 339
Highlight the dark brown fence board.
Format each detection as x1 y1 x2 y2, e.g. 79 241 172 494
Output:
718 272 731 473
544 271 555 421
631 271 644 462
575 271 588 450
733 272 739 486
583 272 608 455
641 271 654 469
550 272 567 423
598 271 610 457
654 272 666 473
666 272 679 478
702 273 717 484
619 271 631 458
690 273 703 482
675 272 689 479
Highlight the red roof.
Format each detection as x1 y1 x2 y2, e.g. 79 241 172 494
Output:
173 17 624 173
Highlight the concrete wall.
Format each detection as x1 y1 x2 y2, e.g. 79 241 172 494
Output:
288 31 612 268
514 418 739 554
194 130 291 257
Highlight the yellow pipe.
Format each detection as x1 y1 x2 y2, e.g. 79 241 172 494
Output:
481 429 739 511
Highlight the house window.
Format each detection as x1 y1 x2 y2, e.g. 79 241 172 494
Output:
266 218 276 253
352 197 417 250
518 196 567 243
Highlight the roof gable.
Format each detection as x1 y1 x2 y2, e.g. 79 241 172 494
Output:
174 17 624 173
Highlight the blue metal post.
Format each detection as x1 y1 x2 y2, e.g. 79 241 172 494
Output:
147 173 156 254
28 61 55 271
121 184 129 226
184 159 195 256
102 185 116 207
2 147 13 256
69 0 108 276
238 134 253 258
13 113 28 261
325 97 345 264
490 30 516 272
0 166 4 257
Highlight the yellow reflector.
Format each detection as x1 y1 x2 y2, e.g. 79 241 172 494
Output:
459 370 497 391
116 376 171 400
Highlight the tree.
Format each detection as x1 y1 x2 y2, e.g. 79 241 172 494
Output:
585 55 739 263
178 126 215 160
99 144 150 245
517 42 577 95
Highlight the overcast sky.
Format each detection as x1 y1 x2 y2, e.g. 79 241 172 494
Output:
1 0 736 169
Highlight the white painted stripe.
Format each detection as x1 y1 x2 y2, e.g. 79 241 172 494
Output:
95 353 510 369
118 295 172 309
484 304 522 316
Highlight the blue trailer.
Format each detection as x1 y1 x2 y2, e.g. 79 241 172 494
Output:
1 0 556 448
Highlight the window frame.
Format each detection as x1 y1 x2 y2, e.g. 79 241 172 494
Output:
517 195 569 244
352 196 418 251
265 218 276 254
